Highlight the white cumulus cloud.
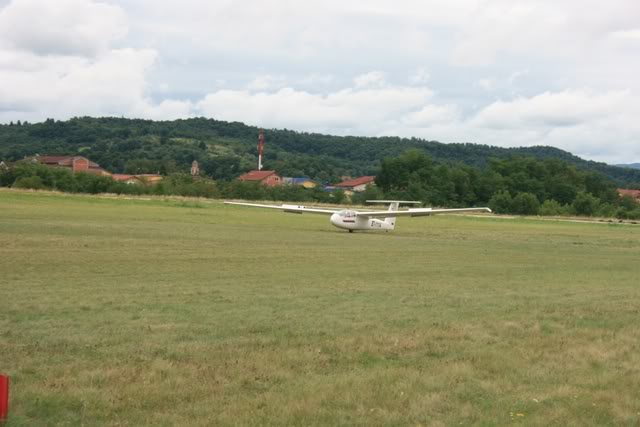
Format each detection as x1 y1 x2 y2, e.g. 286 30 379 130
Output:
353 71 387 89
0 0 190 122
196 83 434 134
0 0 127 57
471 90 629 129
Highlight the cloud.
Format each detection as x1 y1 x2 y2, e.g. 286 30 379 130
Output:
402 105 459 127
0 48 164 117
409 67 430 85
196 83 434 133
609 29 640 40
353 71 386 89
247 75 286 91
477 79 495 91
141 99 193 120
0 0 127 57
471 90 629 129
0 0 188 122
296 73 335 87
452 0 640 66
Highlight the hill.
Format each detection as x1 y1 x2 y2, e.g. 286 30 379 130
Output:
616 163 640 170
1 117 639 186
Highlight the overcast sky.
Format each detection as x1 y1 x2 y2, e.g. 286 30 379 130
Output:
1 0 639 163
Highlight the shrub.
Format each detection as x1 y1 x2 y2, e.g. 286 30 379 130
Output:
616 206 640 220
539 199 564 216
572 191 600 216
488 191 513 214
595 203 617 218
510 192 540 215
13 176 45 190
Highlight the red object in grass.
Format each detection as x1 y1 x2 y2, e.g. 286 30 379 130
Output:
0 374 8 421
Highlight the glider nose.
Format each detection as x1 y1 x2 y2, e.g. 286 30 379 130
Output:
330 212 342 228
330 212 359 231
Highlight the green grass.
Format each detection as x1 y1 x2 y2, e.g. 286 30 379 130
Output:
1 189 639 426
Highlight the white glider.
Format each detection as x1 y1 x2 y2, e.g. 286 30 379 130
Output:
224 200 492 232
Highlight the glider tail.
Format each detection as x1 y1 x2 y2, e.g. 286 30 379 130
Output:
365 200 421 230
384 201 399 229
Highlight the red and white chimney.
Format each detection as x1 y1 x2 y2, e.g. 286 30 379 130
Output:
257 129 265 171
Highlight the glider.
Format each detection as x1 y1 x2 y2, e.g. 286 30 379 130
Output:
224 200 492 232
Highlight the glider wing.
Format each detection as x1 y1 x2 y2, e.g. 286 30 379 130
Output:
356 207 492 218
224 201 339 215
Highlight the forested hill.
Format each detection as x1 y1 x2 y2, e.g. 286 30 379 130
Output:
616 163 640 170
1 117 639 186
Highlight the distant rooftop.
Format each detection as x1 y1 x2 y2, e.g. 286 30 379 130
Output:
335 176 375 188
618 189 640 200
237 170 278 181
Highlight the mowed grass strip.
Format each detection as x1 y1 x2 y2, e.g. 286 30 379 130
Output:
1 189 639 426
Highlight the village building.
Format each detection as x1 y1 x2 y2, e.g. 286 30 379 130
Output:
334 175 376 192
191 160 200 176
29 155 111 176
112 174 163 186
237 170 282 186
135 174 163 185
618 189 640 203
323 185 354 197
25 154 163 185
282 177 320 188
112 174 141 185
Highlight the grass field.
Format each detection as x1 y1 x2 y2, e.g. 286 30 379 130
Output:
1 189 639 426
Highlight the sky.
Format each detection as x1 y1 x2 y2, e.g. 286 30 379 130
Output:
0 0 639 164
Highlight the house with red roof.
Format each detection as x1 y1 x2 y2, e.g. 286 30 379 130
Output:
237 170 283 186
112 174 163 186
282 177 320 188
334 176 376 192
30 155 111 176
618 189 640 203
112 174 140 185
27 155 163 185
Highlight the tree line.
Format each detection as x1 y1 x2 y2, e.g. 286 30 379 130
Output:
2 151 639 219
0 162 352 202
375 150 640 219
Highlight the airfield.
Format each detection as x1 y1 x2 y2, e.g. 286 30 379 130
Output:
1 189 639 426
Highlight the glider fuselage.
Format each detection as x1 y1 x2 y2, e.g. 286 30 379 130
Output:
330 210 395 232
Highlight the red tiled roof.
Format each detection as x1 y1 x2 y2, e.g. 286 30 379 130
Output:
59 158 100 168
112 174 162 181
335 175 376 188
84 168 110 175
618 189 640 199
37 155 100 168
237 170 278 181
37 155 69 164
112 174 135 181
